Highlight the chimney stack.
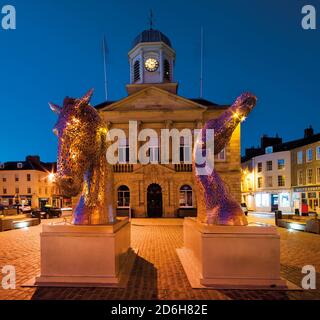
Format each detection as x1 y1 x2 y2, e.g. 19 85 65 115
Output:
304 126 314 138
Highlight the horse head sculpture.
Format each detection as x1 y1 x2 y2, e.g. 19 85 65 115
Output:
194 92 257 226
50 89 114 225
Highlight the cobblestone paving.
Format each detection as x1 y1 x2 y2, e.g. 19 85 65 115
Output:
0 215 319 300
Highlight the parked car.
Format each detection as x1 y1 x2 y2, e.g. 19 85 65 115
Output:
20 206 32 213
31 207 62 219
240 203 248 216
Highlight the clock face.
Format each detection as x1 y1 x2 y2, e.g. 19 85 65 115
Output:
145 58 159 72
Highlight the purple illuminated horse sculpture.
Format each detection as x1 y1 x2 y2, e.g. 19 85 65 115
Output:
50 89 114 225
194 92 257 226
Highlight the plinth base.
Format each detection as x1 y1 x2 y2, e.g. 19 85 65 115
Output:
177 218 289 290
31 218 135 288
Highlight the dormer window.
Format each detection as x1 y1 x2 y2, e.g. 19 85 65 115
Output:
133 60 140 82
0 163 4 169
17 163 23 169
164 59 171 81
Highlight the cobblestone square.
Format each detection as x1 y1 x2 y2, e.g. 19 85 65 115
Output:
0 214 319 300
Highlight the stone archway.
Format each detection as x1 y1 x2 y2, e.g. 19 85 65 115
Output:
147 183 163 217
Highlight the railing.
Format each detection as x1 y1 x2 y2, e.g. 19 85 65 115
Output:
113 164 134 173
174 164 193 172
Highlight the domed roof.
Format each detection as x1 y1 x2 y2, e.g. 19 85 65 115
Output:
132 29 172 49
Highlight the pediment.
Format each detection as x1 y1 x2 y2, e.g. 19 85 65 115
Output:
101 87 206 112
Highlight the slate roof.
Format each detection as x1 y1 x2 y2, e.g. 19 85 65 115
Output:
0 156 56 172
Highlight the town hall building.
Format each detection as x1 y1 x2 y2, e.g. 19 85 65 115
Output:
95 28 242 218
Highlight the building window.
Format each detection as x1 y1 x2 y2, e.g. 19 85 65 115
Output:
277 159 285 170
15 187 19 194
2 177 6 182
257 162 262 173
297 151 303 164
15 174 19 182
317 146 320 160
117 185 130 208
180 136 192 163
278 175 285 187
266 176 273 188
39 187 42 194
266 160 272 171
3 188 7 194
306 148 313 162
0 163 4 169
265 146 273 154
257 177 263 188
164 59 171 81
133 60 140 82
45 187 48 195
118 138 129 164
17 163 23 169
316 168 320 183
307 168 313 184
298 170 304 185
27 174 31 182
179 185 193 207
27 187 31 194
148 137 159 163
215 148 226 161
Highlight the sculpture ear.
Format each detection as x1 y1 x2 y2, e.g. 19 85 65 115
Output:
49 102 61 115
81 88 94 104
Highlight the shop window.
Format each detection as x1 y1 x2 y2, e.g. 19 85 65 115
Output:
179 185 193 207
117 185 130 208
255 193 269 207
280 193 290 207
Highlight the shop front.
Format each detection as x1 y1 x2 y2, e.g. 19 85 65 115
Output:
254 191 292 213
293 186 320 215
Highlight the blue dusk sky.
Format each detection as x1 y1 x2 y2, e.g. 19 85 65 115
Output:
0 0 319 162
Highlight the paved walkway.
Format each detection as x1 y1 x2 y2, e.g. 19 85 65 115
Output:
0 214 319 300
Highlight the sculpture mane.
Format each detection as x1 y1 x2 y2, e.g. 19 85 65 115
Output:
50 89 114 225
194 92 257 226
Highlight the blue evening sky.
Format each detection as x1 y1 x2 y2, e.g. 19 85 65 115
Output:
0 0 319 162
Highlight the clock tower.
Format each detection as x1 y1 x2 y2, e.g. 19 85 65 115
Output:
127 28 177 95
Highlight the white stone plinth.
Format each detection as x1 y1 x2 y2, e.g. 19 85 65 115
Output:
177 218 287 289
35 218 134 287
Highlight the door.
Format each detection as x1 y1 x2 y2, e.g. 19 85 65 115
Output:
147 184 163 217
271 194 279 212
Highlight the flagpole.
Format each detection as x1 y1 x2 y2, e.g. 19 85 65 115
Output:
200 26 204 98
103 36 108 101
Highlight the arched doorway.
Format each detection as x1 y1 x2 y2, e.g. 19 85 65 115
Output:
147 184 163 217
